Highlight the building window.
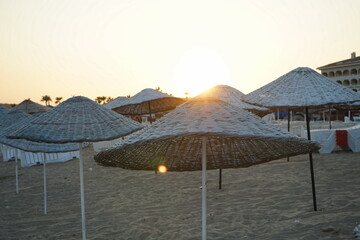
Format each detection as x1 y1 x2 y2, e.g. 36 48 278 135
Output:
343 70 349 76
353 89 358 92
351 79 358 85
336 80 342 84
343 80 350 86
351 69 358 75
322 72 328 77
329 71 335 77
336 71 342 76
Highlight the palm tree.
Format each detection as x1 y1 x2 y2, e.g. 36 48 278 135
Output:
41 95 52 106
95 96 103 104
95 96 108 104
184 92 190 100
106 97 114 103
55 97 63 105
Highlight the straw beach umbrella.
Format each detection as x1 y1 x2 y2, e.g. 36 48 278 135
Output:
192 85 271 188
194 85 270 117
111 88 185 123
13 99 51 115
95 98 319 240
243 67 360 211
0 111 80 214
8 96 143 240
103 96 128 109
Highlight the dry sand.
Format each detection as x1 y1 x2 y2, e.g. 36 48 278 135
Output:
0 146 359 240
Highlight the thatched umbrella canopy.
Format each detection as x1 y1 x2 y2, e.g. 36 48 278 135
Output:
0 110 80 213
0 110 29 129
0 105 10 118
96 98 317 170
243 67 360 109
104 96 128 109
193 85 270 117
243 67 360 211
112 88 185 123
9 96 143 143
95 98 318 240
0 109 80 153
8 96 143 240
12 99 51 115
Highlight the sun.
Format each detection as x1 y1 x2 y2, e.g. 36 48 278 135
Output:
172 47 232 97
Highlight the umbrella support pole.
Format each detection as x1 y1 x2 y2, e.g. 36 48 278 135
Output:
329 105 332 130
202 137 207 240
306 107 317 211
15 151 19 194
43 153 47 215
287 109 290 162
79 143 87 240
148 102 153 124
219 168 222 190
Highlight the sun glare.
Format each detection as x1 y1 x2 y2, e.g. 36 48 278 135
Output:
157 165 168 173
172 47 232 97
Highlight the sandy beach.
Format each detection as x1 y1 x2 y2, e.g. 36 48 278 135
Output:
1 146 360 240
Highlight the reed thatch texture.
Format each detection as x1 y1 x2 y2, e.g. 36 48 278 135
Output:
0 110 30 129
8 96 143 143
193 85 270 117
243 67 360 109
12 99 51 114
112 88 185 115
95 98 318 171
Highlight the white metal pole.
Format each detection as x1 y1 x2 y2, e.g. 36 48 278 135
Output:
43 153 47 215
202 137 207 240
79 143 86 240
15 150 19 194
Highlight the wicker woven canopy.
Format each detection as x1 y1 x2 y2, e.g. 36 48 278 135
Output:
95 98 318 171
104 97 128 109
112 88 185 115
8 96 143 143
0 112 79 153
13 99 51 114
243 67 360 109
193 85 270 117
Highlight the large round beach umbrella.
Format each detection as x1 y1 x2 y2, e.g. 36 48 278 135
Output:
194 85 270 117
192 85 271 188
103 96 128 109
12 99 51 115
243 67 360 211
8 96 143 240
95 98 318 240
0 110 80 214
111 88 185 123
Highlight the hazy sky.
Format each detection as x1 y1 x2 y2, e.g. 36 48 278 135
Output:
1 0 360 104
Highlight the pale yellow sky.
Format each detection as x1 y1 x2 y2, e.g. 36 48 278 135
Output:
0 0 359 104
